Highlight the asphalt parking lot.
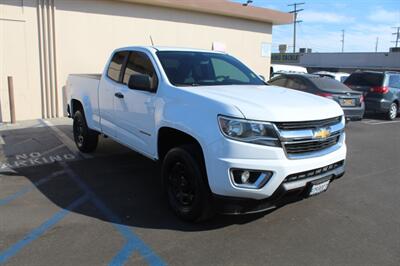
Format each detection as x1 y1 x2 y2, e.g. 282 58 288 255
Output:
0 117 399 266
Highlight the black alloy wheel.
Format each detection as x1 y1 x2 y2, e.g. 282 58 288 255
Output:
73 110 98 153
162 145 213 222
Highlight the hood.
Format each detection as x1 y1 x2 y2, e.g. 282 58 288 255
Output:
185 85 343 122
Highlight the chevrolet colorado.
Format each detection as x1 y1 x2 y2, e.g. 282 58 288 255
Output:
66 46 347 221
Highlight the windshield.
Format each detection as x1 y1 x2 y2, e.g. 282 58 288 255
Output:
156 51 265 87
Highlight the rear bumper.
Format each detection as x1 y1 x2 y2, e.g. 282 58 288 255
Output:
365 98 391 113
213 168 345 215
342 104 365 120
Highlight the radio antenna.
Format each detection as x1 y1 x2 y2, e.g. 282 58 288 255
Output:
150 36 155 46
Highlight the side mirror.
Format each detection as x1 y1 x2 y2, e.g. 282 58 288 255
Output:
128 74 152 92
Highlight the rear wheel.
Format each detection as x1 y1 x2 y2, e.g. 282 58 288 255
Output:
387 102 398 120
73 110 98 152
162 145 214 222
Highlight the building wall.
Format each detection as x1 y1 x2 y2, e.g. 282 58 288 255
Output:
0 0 43 122
1 0 273 122
272 52 400 72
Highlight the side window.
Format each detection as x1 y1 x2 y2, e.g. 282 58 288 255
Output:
211 58 250 83
269 77 287 87
107 51 128 82
388 75 400 89
295 78 308 91
122 52 158 91
286 78 307 91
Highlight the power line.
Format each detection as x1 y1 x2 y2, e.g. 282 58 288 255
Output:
288 2 305 53
340 30 345 53
392 26 400 47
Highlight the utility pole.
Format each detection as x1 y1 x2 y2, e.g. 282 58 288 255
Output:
340 29 345 53
288 2 305 53
375 37 379 52
242 0 253 6
392 27 400 47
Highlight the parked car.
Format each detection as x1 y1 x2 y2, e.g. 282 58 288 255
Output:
313 71 349 83
270 64 307 78
268 73 364 121
66 46 346 221
344 71 400 120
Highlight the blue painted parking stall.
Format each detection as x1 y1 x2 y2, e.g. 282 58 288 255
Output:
0 121 166 265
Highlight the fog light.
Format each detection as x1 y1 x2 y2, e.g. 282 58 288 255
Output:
241 171 250 183
230 169 273 189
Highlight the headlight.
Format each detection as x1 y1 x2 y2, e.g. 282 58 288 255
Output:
218 116 281 147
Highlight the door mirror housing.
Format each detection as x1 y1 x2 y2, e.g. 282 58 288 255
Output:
128 74 153 92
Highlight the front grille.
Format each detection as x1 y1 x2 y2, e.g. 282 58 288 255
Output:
284 160 345 182
275 116 342 130
284 135 340 155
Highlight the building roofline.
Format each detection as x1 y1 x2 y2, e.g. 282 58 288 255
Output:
118 0 293 25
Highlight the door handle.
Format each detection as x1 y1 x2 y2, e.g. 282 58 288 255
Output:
115 92 124 99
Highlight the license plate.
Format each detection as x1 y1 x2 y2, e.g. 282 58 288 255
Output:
340 99 355 106
309 180 330 196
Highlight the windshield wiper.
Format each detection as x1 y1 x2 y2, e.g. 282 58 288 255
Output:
173 82 201 87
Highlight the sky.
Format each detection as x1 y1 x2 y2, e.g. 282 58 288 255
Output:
232 0 400 53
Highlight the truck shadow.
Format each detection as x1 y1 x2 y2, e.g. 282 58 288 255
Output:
2 125 270 232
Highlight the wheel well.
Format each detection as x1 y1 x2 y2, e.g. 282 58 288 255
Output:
71 99 83 117
157 127 204 162
393 100 399 107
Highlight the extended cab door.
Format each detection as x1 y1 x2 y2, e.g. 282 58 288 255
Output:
113 51 159 158
98 51 129 138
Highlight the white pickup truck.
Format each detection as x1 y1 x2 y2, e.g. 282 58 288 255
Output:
66 46 346 221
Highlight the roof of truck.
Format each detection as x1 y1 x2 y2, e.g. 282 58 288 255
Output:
116 46 225 54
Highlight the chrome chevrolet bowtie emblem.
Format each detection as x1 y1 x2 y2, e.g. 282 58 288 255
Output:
313 127 331 139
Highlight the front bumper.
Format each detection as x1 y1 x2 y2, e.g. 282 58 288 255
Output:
213 169 345 215
204 133 347 200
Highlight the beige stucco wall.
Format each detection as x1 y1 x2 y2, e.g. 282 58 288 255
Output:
1 0 272 122
0 0 43 122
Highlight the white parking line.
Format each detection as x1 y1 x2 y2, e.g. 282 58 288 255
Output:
41 120 93 159
0 135 5 145
362 120 400 125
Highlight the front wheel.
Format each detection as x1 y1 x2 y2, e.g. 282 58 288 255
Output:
162 145 214 222
387 102 398 120
73 110 98 153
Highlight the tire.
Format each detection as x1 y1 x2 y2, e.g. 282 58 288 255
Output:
73 110 98 153
386 102 398 121
162 145 214 222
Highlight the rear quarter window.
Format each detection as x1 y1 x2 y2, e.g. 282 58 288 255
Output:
388 75 400 88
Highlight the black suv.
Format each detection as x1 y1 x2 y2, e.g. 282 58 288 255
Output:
268 73 365 120
344 71 400 120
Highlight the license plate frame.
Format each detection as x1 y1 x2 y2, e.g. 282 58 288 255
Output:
307 178 331 197
340 98 355 107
